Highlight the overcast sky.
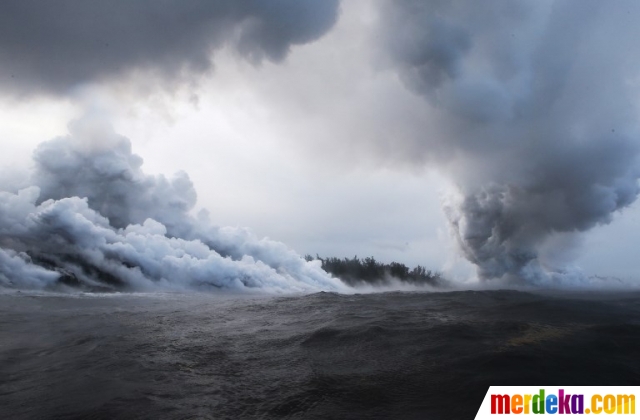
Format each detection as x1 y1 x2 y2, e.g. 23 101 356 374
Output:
2 0 640 284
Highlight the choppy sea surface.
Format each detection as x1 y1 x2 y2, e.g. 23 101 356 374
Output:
1 289 639 419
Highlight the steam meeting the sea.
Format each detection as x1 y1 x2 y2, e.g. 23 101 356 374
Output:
1 1 640 419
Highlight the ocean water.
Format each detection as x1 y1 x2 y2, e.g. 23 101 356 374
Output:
1 289 639 419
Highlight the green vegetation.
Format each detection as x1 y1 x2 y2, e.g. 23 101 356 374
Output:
305 255 443 287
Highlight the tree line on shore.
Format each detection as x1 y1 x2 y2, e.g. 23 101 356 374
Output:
305 255 443 287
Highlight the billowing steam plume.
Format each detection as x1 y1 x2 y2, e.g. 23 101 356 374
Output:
376 0 640 283
3 0 640 288
0 117 348 293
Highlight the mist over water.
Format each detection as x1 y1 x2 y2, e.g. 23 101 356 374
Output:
0 117 347 293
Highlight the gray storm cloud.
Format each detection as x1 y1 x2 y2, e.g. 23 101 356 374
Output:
2 0 640 288
0 117 348 293
376 0 640 283
0 0 339 96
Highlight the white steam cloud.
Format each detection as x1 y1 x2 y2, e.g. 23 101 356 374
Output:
376 0 640 284
0 117 348 293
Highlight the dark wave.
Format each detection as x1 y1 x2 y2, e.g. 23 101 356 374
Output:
1 290 639 419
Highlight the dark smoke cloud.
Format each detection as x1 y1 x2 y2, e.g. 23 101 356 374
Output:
0 117 348 293
0 0 339 96
376 0 640 283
